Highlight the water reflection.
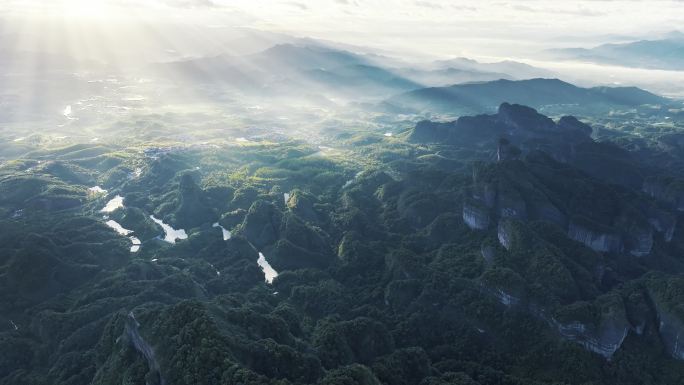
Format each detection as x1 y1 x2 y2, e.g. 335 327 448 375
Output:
104 219 141 253
257 252 278 284
150 215 188 243
101 195 124 213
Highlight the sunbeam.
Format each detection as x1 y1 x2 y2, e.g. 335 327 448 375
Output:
2 2 684 385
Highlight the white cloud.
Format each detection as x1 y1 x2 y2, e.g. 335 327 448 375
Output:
0 0 682 59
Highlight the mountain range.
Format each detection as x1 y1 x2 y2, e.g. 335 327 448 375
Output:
153 43 678 116
153 44 557 102
546 31 684 71
385 78 670 116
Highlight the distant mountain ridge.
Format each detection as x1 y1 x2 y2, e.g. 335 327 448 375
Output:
430 57 555 79
546 32 684 70
153 43 556 102
386 78 669 116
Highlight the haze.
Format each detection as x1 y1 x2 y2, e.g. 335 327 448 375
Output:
1 0 684 142
2 1 684 57
5 1 684 384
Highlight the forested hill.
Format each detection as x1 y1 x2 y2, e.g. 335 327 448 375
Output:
3 104 684 385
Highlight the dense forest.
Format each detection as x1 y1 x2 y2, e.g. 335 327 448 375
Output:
2 102 684 385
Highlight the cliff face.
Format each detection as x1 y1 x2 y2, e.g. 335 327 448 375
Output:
412 103 684 362
497 220 514 250
626 227 654 257
655 305 684 360
463 199 490 230
494 288 521 307
551 315 630 359
125 312 165 385
464 139 678 261
531 200 567 228
480 243 495 265
481 275 632 359
613 211 656 257
496 181 528 221
409 120 455 143
645 278 684 360
643 176 684 211
497 138 521 162
470 176 497 208
568 220 624 254
479 281 523 308
646 206 677 242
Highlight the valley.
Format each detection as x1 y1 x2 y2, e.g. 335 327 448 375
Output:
3 3 684 384
3 95 684 384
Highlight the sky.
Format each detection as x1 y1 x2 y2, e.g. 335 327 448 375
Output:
1 0 683 60
1 0 684 97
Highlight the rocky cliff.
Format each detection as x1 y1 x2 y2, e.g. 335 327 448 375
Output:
125 312 165 385
552 316 630 359
463 198 490 230
643 176 684 211
568 219 624 254
549 297 632 359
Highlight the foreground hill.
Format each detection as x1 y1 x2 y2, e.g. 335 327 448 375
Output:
3 105 684 384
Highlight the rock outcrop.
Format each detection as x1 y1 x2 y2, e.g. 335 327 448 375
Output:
625 226 654 257
463 199 490 230
480 242 495 265
497 220 515 250
125 312 165 385
410 103 574 147
410 103 648 190
646 276 684 360
494 288 521 307
530 200 567 228
497 187 528 220
655 306 684 360
643 176 684 211
551 315 630 359
466 144 677 260
497 138 521 162
498 102 556 133
286 190 320 223
557 116 593 136
238 200 283 250
568 219 623 253
645 205 677 242
409 120 455 143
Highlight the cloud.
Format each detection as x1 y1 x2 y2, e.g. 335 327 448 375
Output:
414 1 443 9
335 0 360 5
506 2 605 17
162 0 220 8
285 1 309 10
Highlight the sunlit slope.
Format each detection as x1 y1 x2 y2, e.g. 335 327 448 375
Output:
2 104 684 384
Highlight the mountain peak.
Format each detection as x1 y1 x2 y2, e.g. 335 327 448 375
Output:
497 102 556 131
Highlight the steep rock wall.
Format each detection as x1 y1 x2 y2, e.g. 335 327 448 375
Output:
125 312 165 385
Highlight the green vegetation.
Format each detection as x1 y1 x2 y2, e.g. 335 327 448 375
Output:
2 104 684 385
